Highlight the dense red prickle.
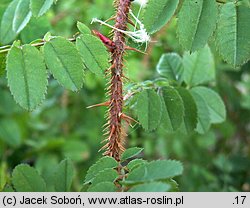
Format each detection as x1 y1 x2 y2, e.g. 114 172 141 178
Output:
102 0 132 161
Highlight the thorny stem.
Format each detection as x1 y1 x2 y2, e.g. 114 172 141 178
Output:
0 0 132 162
103 0 132 161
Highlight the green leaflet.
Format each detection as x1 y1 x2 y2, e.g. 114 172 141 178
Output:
0 0 19 44
156 53 184 83
143 0 179 34
6 44 48 111
76 34 110 76
91 169 118 186
77 21 91 34
127 159 147 171
177 0 217 51
215 3 250 67
121 147 143 161
160 87 184 132
30 0 54 17
183 45 215 87
12 164 46 192
190 90 211 134
44 37 85 91
35 154 58 191
136 89 162 131
54 159 74 192
87 182 116 192
126 160 183 184
191 86 226 124
84 157 118 183
0 118 21 147
176 88 198 133
129 182 170 192
13 0 32 33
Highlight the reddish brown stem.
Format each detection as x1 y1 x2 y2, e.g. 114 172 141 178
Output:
103 0 132 161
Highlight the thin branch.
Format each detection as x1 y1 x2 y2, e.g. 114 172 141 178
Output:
0 38 76 54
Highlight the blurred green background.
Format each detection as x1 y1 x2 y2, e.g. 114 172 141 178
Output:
0 0 249 191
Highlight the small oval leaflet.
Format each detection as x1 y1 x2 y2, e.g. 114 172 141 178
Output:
136 89 162 131
215 3 250 67
191 86 226 124
44 37 85 91
177 0 217 52
160 87 185 132
54 159 74 192
157 53 184 83
176 87 198 133
125 160 183 184
190 89 211 134
13 0 32 33
183 45 215 87
84 157 118 183
0 0 19 44
143 0 179 34
121 147 144 161
76 34 110 76
6 44 48 111
12 164 46 192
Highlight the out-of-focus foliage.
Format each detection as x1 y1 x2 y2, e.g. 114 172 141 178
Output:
0 0 249 192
